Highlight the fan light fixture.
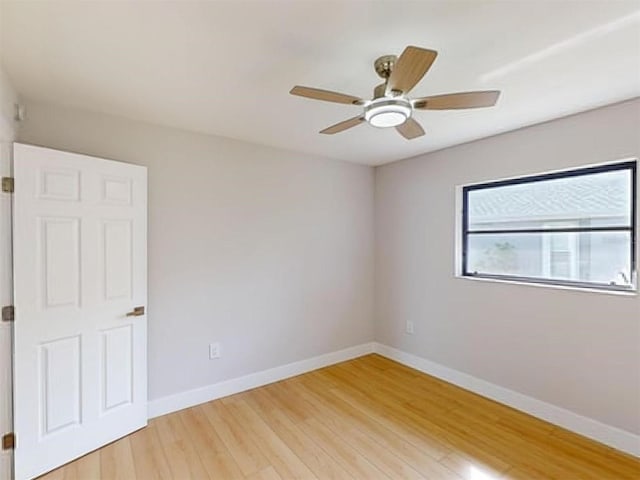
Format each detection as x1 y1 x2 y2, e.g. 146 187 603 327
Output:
364 98 411 128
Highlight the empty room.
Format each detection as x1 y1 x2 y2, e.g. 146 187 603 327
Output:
0 0 639 479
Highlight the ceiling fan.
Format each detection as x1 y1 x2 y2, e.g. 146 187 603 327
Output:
290 46 500 140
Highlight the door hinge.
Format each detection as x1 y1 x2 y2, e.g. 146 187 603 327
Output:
2 433 14 450
1 306 14 322
1 177 14 193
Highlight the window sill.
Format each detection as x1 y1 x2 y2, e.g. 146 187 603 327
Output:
456 274 638 296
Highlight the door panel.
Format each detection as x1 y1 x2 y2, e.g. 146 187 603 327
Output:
101 176 131 205
102 219 133 301
40 217 81 308
13 143 147 479
101 325 133 413
40 336 81 436
38 168 80 201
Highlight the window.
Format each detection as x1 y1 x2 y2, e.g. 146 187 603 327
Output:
461 161 636 291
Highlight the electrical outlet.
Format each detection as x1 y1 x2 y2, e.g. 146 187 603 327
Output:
405 321 414 335
209 342 221 359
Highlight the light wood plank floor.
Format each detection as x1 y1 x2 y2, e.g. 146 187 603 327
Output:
39 354 640 479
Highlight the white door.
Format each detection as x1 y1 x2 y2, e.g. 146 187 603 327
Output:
12 143 147 479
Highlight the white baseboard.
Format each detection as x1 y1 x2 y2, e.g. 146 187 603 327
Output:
148 342 375 419
373 343 640 458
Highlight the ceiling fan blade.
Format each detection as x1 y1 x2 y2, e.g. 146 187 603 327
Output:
386 46 438 95
413 91 500 110
290 86 363 105
396 118 425 140
320 116 365 135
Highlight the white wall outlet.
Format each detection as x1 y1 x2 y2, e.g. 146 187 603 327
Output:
405 321 414 335
209 342 221 359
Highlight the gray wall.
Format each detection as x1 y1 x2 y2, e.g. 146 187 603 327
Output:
17 99 375 401
375 98 640 434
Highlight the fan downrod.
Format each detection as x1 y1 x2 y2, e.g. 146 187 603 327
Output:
373 55 398 98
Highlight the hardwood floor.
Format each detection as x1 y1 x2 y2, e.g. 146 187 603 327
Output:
39 354 640 479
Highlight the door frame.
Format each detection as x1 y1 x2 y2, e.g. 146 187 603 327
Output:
0 139 14 480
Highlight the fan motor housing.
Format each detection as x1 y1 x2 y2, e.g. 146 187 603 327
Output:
374 55 397 79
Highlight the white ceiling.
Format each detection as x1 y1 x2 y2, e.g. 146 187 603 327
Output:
1 1 639 166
